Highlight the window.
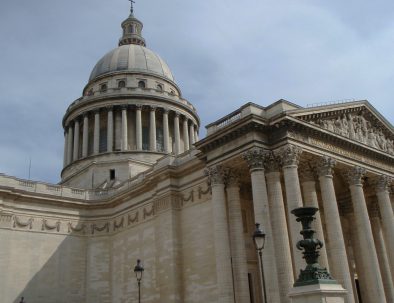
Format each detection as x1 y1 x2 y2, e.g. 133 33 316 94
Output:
100 84 108 92
170 89 175 95
128 25 134 33
87 89 93 96
156 84 163 92
118 80 126 88
109 169 116 180
138 80 146 89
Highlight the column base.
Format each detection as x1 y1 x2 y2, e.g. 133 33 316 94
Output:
288 283 347 303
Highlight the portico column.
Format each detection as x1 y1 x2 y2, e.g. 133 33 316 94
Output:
370 204 394 302
316 157 355 303
73 119 80 161
93 110 100 154
299 167 329 270
82 114 89 157
183 117 190 151
163 109 170 153
66 125 73 165
277 145 304 275
375 175 394 279
205 165 234 303
264 152 293 303
189 123 195 146
242 148 280 303
226 169 250 303
121 106 128 151
107 107 113 152
174 113 181 155
136 105 142 150
344 166 386 303
149 107 156 152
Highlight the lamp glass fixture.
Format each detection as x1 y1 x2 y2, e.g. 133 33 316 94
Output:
253 223 266 250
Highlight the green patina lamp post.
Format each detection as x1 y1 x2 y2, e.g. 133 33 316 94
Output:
291 207 336 287
134 259 144 303
253 223 267 303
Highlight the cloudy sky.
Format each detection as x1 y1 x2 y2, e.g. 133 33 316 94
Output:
0 0 394 183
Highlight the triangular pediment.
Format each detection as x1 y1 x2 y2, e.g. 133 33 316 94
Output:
287 100 394 155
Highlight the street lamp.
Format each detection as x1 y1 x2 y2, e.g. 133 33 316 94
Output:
253 223 267 303
134 259 144 303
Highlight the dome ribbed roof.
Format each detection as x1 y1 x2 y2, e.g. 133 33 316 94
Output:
89 44 174 82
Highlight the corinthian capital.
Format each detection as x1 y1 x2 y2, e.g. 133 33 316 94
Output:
264 151 281 172
315 157 336 177
277 145 303 167
374 174 392 193
225 168 241 187
204 165 227 186
299 166 316 182
344 166 366 186
242 147 266 171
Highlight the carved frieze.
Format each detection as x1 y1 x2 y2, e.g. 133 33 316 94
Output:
13 216 33 229
91 222 110 234
68 222 87 234
113 217 124 231
128 212 139 225
41 219 61 232
306 111 394 155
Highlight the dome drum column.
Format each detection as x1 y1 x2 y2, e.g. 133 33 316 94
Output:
66 124 73 165
189 123 195 146
136 105 143 150
150 106 157 152
121 106 128 151
93 110 100 154
82 114 89 158
107 107 114 152
73 119 80 161
183 117 190 151
174 112 181 155
163 109 170 153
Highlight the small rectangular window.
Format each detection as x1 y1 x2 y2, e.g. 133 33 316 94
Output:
110 169 116 180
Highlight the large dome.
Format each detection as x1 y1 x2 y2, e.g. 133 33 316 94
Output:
89 44 175 82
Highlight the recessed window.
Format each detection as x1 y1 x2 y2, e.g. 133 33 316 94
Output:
138 80 146 89
129 25 134 33
100 84 108 92
156 84 163 92
109 169 116 180
170 89 175 95
118 80 126 88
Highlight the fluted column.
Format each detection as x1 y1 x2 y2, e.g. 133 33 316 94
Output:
189 123 195 146
375 175 394 280
183 117 190 151
242 148 280 303
205 166 234 303
316 157 355 303
150 107 156 152
163 109 170 153
93 110 100 154
264 152 293 303
299 166 329 270
73 119 80 161
344 166 386 303
226 169 250 303
63 131 68 167
82 114 89 157
370 205 394 302
174 113 181 155
66 125 73 165
121 106 128 151
278 145 304 276
136 105 142 150
107 107 113 152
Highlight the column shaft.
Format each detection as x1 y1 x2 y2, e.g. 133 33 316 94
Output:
93 111 100 154
371 216 394 302
183 118 190 151
317 158 355 303
63 131 68 167
150 108 156 151
347 168 386 303
66 126 73 165
174 114 181 155
136 106 142 150
163 110 170 153
194 129 199 142
73 120 80 161
226 174 250 303
121 107 128 151
301 180 329 270
82 115 89 157
107 108 113 152
266 170 294 303
189 123 195 145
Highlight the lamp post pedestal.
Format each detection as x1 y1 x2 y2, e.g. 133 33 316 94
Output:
288 283 347 303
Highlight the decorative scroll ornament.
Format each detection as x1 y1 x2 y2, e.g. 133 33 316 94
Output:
242 147 266 170
42 219 61 232
277 145 303 167
68 222 87 234
204 165 227 185
315 156 337 177
13 216 34 229
310 111 394 155
291 207 335 286
344 166 367 186
128 212 139 225
91 222 110 234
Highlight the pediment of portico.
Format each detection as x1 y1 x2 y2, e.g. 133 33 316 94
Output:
288 101 394 156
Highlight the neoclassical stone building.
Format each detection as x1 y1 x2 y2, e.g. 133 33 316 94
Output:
0 5 393 303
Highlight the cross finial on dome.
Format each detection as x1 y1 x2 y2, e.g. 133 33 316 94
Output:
129 0 135 16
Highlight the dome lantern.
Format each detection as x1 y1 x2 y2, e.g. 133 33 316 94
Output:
119 0 146 47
